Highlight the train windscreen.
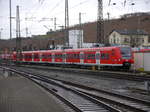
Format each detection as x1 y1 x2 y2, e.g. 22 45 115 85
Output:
120 47 132 59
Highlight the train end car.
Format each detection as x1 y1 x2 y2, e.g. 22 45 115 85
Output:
119 47 134 69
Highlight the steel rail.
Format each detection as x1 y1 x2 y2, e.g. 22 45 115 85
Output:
12 65 150 106
18 65 150 81
0 66 121 112
29 73 150 112
1 66 150 112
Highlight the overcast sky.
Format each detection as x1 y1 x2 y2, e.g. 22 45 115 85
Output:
0 0 150 39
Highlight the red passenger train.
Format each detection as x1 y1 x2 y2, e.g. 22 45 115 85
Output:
9 46 133 69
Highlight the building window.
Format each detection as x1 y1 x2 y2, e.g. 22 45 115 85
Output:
148 36 150 43
113 33 116 44
142 38 144 43
111 39 113 43
136 38 139 43
114 37 116 44
117 38 119 43
124 38 129 43
113 33 116 38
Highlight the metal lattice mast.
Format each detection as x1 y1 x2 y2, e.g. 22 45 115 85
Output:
54 17 57 31
97 0 104 45
16 5 22 62
9 0 12 40
79 12 83 48
65 0 69 47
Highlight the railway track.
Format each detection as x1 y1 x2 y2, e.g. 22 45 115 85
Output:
1 66 150 112
18 64 150 82
1 63 150 81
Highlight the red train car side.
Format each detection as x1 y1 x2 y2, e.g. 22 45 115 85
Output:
8 46 134 69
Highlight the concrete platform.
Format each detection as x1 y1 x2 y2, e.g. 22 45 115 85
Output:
0 70 67 112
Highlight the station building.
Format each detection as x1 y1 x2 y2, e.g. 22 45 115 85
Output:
109 29 149 47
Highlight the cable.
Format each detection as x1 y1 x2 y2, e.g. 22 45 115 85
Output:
70 0 90 9
28 0 94 36
26 0 48 34
39 0 64 21
49 0 64 13
50 0 92 17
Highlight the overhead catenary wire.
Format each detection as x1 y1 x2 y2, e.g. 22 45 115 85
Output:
41 0 92 21
18 0 150 38
16 0 47 37
25 0 47 30
27 0 93 35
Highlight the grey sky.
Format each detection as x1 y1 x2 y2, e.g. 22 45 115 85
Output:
0 0 150 39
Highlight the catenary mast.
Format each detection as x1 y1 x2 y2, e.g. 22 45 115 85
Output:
97 0 104 45
64 0 69 47
16 6 22 62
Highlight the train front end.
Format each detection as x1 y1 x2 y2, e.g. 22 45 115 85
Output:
120 47 134 69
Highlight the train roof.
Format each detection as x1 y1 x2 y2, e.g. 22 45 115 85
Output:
17 46 129 54
63 46 120 52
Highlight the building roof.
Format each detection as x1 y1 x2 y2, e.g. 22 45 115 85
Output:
115 29 149 35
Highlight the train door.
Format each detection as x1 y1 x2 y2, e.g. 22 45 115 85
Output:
32 53 34 62
96 51 100 65
80 52 84 64
40 53 42 62
63 53 66 64
22 53 24 62
52 53 55 63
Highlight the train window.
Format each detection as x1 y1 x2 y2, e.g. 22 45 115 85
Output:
55 54 62 59
66 54 71 59
48 54 52 58
24 55 27 59
112 49 115 56
42 54 46 59
95 53 100 59
28 55 32 59
62 54 66 59
66 54 79 59
42 54 51 59
80 54 84 59
90 54 95 59
120 47 131 59
73 54 80 59
24 55 32 59
101 53 109 60
84 54 95 59
34 54 39 59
